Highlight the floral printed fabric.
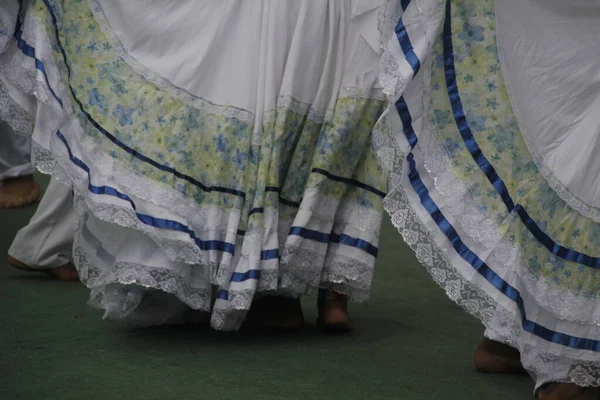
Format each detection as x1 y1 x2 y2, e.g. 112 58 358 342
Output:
25 0 388 299
429 0 600 297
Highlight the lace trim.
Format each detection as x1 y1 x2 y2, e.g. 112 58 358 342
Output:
414 99 600 325
0 78 34 138
74 233 374 330
495 14 600 223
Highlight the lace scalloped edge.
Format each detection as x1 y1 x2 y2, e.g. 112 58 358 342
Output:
412 86 600 326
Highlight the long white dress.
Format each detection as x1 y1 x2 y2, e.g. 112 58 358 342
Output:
375 0 600 392
0 0 389 330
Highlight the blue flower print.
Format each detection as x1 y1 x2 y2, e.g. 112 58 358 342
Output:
528 257 542 272
87 88 105 109
434 109 451 129
466 114 486 132
462 92 481 108
316 130 333 155
488 124 514 153
233 122 249 140
182 107 201 131
541 190 562 219
548 255 565 272
486 99 499 110
232 149 248 171
110 80 129 95
458 23 485 47
444 138 460 158
357 192 373 209
165 136 183 152
179 151 194 170
215 134 228 153
249 148 259 165
98 62 118 80
336 128 351 142
112 104 134 127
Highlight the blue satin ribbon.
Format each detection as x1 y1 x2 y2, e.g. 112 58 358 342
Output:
395 96 418 149
231 270 262 282
288 226 379 257
312 168 387 198
395 19 420 75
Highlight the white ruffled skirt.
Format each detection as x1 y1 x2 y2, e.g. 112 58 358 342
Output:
0 0 389 330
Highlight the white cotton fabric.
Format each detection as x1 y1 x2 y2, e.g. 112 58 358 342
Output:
9 174 75 268
96 0 384 132
496 0 600 211
0 121 34 184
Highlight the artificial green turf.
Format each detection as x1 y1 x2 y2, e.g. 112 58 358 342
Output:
0 175 533 399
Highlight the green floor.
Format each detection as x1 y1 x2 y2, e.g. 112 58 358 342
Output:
0 176 533 399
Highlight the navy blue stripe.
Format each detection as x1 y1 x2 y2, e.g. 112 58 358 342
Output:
442 0 600 269
289 226 378 257
280 198 302 208
401 0 411 12
215 290 228 300
395 97 418 150
395 19 421 74
261 248 280 260
312 168 386 198
231 270 261 282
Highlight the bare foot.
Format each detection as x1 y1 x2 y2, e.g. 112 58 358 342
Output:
537 383 600 400
0 176 40 208
245 296 304 330
7 254 79 282
317 290 354 333
473 338 527 374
